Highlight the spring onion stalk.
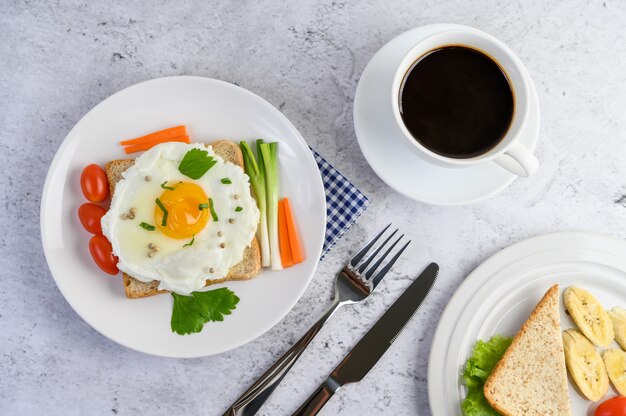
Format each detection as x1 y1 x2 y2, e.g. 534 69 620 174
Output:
240 141 270 267
258 141 282 270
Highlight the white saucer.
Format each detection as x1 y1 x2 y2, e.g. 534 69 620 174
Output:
353 24 540 205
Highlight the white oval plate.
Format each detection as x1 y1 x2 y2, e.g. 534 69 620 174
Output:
428 232 626 415
41 76 326 358
354 24 540 205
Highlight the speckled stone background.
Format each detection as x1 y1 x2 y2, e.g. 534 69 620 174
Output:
2 1 626 415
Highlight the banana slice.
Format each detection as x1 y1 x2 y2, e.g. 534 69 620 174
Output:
603 348 626 396
564 286 614 346
607 307 626 350
563 329 609 401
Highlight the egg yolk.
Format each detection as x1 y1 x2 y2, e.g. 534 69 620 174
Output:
155 182 210 239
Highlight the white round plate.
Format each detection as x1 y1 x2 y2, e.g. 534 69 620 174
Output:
41 76 326 358
354 24 540 205
428 232 626 415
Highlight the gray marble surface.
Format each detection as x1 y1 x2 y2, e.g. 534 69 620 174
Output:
2 0 626 415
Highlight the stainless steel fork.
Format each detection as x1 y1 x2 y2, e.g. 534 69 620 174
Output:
223 224 410 416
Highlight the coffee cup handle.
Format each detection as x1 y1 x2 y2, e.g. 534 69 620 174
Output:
493 141 539 177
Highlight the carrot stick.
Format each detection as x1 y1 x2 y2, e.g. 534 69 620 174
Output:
124 134 189 148
278 200 294 268
120 125 187 146
123 135 190 154
282 198 304 264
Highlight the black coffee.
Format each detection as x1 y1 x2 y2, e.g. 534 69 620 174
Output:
399 46 514 159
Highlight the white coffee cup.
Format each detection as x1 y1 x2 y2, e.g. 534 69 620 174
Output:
390 29 539 177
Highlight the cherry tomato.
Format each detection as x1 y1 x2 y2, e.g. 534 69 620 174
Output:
596 396 626 416
80 164 109 203
78 203 107 234
89 234 119 275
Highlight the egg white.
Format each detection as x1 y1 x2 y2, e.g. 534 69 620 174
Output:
101 142 260 294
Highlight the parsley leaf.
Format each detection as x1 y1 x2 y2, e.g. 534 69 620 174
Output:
171 288 240 335
161 181 181 190
220 177 232 184
178 148 217 179
171 294 208 335
235 206 243 212
208 197 218 221
155 198 168 226
139 222 155 231
183 235 195 247
192 289 239 322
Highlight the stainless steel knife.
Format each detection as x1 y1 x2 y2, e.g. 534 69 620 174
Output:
292 262 439 416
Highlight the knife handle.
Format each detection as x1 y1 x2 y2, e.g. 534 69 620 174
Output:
292 379 338 416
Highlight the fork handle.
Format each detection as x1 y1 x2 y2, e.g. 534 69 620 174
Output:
291 378 338 416
222 300 341 416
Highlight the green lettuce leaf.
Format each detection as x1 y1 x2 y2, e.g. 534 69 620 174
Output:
462 389 499 416
461 335 512 415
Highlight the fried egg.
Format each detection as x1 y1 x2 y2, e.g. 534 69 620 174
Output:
101 142 259 294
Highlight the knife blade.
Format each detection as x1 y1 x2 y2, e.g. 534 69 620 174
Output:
292 262 439 416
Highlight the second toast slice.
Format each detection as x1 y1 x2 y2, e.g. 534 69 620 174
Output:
483 285 572 416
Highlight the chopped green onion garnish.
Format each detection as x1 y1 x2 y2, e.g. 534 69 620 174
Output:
155 198 168 226
220 178 232 184
183 235 195 247
199 202 209 211
139 222 155 231
235 206 243 212
161 181 181 190
208 197 218 222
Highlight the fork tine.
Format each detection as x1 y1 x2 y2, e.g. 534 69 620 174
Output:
356 229 398 274
349 223 391 267
363 234 403 279
369 240 411 289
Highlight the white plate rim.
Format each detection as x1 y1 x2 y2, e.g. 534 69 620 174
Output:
427 231 626 414
40 76 326 358
353 24 540 206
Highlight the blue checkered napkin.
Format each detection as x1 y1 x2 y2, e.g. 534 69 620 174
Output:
310 149 370 259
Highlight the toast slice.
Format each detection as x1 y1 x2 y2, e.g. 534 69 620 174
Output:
105 140 261 299
483 285 572 416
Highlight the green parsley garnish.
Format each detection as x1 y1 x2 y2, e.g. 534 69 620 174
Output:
198 202 209 211
178 148 217 179
155 198 168 226
183 235 195 247
235 206 243 212
170 288 240 335
220 177 232 184
139 222 156 231
208 197 218 221
160 181 181 190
